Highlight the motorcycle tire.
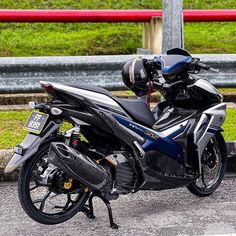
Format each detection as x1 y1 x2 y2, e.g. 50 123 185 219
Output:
187 132 227 197
18 138 90 225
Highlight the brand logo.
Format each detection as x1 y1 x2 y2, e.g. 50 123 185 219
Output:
140 69 146 79
129 123 144 132
129 65 135 84
144 130 158 140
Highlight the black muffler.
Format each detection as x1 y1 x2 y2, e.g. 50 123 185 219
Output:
48 142 111 191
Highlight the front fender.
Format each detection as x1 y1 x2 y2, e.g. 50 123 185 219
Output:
193 103 226 173
4 121 61 174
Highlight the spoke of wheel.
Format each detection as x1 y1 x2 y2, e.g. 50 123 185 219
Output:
49 193 60 199
201 167 207 188
48 194 75 211
54 205 64 209
62 194 72 212
33 199 43 204
30 182 49 191
29 185 39 191
39 190 52 211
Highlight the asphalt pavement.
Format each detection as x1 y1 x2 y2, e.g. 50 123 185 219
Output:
1 178 236 236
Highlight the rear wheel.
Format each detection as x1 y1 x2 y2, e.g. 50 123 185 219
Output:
18 140 90 225
187 132 227 197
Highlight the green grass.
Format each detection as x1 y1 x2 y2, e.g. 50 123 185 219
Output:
0 111 30 149
0 109 236 149
0 23 141 56
0 0 235 56
222 109 236 141
185 22 236 54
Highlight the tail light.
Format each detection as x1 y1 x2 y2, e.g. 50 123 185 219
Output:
41 83 55 93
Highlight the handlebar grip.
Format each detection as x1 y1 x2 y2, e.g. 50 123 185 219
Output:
209 67 219 73
196 62 210 70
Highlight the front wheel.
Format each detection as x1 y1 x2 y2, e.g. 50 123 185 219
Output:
18 140 90 225
187 132 227 197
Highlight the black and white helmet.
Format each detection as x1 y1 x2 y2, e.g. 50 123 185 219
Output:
122 58 150 97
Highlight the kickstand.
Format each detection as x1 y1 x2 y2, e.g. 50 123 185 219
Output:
82 192 119 229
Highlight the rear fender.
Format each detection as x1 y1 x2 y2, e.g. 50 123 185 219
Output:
4 121 61 174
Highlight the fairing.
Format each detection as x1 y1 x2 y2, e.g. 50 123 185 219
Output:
114 115 188 162
187 79 223 106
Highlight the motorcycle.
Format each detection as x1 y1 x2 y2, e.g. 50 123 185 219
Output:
5 48 227 229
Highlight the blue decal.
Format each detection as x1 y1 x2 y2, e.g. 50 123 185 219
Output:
207 127 218 134
114 115 185 162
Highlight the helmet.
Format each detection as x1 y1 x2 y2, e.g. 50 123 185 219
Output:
122 58 150 97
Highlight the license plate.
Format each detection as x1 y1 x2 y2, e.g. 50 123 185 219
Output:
24 111 49 134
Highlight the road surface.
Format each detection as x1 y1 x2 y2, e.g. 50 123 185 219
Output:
0 178 236 236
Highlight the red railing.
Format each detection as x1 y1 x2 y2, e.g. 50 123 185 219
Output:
0 10 235 22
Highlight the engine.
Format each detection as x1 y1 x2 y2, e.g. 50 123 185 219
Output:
48 142 137 200
104 152 137 194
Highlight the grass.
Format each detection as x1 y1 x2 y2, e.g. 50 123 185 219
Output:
0 111 30 149
0 108 236 149
223 108 236 141
0 23 141 56
185 22 236 54
0 0 235 56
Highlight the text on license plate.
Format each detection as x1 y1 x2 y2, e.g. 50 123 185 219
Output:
24 111 49 134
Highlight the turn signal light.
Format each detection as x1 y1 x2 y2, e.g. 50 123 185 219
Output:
51 107 63 115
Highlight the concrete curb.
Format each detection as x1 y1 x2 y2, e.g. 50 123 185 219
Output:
1 143 236 181
0 93 49 105
0 104 30 111
226 142 236 174
0 149 18 181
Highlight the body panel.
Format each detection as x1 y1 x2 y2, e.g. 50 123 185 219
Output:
114 115 187 162
193 103 226 173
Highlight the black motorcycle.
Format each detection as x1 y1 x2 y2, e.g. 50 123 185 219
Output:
5 48 227 229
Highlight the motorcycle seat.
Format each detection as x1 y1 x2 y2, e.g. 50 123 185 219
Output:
64 83 155 127
116 98 155 127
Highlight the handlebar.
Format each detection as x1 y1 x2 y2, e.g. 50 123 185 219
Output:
143 57 219 90
188 58 219 73
195 61 210 70
208 67 219 73
145 57 218 75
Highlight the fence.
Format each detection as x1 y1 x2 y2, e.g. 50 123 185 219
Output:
0 9 236 92
0 9 235 22
0 9 236 53
0 54 235 93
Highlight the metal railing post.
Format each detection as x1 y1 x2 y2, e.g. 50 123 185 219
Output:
142 17 162 54
162 0 184 53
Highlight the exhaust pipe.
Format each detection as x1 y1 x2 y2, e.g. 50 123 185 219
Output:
48 142 111 191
